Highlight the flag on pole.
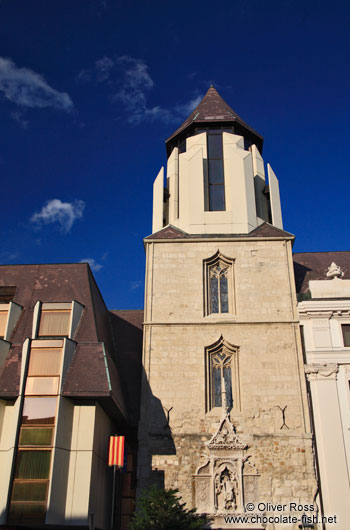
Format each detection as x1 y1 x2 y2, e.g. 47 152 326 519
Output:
108 435 125 467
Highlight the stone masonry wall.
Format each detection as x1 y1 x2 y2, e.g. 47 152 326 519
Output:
137 238 317 527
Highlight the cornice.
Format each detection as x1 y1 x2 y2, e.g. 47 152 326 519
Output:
305 363 339 381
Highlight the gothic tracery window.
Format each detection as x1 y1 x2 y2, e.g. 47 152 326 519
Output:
206 337 239 412
211 350 232 408
204 251 234 316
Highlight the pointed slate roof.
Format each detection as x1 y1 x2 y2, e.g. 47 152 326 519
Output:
166 86 263 154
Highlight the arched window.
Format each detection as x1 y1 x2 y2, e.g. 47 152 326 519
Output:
205 336 240 412
204 251 235 316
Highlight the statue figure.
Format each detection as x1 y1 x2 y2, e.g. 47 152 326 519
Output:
215 467 237 511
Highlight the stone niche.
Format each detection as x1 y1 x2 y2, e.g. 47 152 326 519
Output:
194 414 259 521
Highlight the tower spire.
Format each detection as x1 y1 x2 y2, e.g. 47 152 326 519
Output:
166 86 263 156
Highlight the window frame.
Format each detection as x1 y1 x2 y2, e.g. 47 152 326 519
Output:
0 303 9 338
342 324 350 347
203 251 235 317
205 336 240 413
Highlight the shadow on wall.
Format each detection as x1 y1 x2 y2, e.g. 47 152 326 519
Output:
137 370 176 492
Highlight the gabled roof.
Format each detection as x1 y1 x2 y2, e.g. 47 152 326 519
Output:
0 263 143 427
166 86 263 153
293 251 350 293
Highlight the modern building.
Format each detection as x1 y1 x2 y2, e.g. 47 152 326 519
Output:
0 264 143 530
1 87 349 530
137 86 318 529
295 252 350 528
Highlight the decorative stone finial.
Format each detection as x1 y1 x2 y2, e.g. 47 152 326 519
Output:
326 262 344 279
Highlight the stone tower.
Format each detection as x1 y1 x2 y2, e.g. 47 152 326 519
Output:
138 87 317 528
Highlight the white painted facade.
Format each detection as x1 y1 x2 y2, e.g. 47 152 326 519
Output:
152 132 283 235
299 271 350 528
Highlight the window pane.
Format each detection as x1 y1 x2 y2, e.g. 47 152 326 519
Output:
208 134 223 159
208 159 224 184
220 276 229 313
223 366 233 409
12 481 48 501
28 348 62 376
0 311 7 336
8 501 46 523
212 367 222 407
178 140 186 153
210 276 219 314
209 184 225 211
342 325 350 346
15 451 51 479
19 428 53 446
38 310 70 337
25 377 59 396
22 397 57 425
244 137 251 151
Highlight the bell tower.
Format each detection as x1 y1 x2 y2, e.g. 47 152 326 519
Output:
138 88 317 528
152 86 283 235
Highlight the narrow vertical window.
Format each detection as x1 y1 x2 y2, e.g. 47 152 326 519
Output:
206 337 240 413
342 324 350 347
207 132 225 211
211 352 233 409
8 342 62 524
0 306 9 337
204 251 235 316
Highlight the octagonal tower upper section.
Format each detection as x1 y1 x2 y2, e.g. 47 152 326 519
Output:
152 86 283 235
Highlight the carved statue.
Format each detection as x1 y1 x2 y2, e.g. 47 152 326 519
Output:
215 466 237 511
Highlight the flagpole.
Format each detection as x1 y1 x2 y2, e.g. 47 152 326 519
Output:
111 464 116 530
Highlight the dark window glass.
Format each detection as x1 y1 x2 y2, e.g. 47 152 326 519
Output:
15 451 51 479
223 366 233 408
8 502 46 523
210 276 219 313
220 276 229 313
209 185 225 211
212 367 222 407
342 325 350 346
207 133 226 211
208 160 224 184
244 137 251 151
179 140 186 153
19 428 53 447
12 481 48 502
208 134 223 159
22 397 57 425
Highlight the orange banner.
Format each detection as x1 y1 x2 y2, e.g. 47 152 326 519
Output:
108 435 125 467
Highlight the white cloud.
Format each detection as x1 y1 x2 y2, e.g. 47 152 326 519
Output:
95 56 114 82
130 280 142 290
113 55 202 125
0 251 19 262
80 258 103 272
11 110 29 129
175 95 203 116
0 57 74 111
76 54 202 125
30 199 85 233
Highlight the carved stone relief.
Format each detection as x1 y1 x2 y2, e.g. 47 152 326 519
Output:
194 413 259 517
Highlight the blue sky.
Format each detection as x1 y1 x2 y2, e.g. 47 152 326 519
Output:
0 0 349 309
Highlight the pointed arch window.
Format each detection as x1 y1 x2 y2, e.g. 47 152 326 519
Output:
204 251 235 316
205 337 240 412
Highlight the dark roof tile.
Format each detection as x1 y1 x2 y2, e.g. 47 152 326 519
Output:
166 86 263 151
293 251 350 293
